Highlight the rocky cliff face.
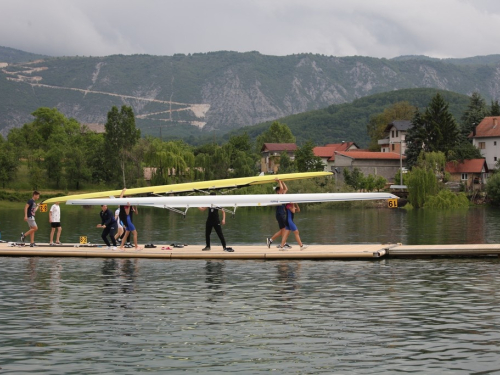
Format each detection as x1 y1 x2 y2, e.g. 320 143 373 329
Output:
1 50 499 137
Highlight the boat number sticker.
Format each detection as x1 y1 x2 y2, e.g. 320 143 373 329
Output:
39 204 47 212
80 236 88 244
388 199 398 208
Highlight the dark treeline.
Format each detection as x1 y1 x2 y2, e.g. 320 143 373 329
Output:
0 106 323 191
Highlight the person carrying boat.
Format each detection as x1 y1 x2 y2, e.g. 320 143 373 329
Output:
266 178 291 249
97 204 118 249
119 188 140 250
279 202 308 251
199 192 234 252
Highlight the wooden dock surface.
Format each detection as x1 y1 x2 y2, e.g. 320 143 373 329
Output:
1 242 500 259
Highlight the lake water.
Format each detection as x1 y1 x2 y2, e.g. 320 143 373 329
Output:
2 204 500 246
2 205 500 373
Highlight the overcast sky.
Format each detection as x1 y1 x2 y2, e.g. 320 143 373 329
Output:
1 0 500 59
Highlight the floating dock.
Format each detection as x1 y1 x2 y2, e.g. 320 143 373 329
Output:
1 242 500 259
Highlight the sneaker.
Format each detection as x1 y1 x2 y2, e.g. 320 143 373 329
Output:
49 243 55 246
112 246 117 250
21 232 25 243
106 246 111 250
224 247 234 252
55 242 61 245
266 238 272 248
202 246 211 251
283 244 292 249
30 243 36 247
300 244 308 250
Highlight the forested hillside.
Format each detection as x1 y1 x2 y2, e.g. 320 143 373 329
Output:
228 88 471 148
1 47 499 143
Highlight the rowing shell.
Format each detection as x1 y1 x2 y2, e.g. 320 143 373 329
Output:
66 192 398 208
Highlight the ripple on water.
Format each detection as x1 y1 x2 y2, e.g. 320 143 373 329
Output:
2 258 500 374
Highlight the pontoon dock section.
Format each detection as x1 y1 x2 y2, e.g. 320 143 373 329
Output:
1 243 500 259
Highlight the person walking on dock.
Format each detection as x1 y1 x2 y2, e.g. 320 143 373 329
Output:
280 202 308 250
119 188 140 250
266 178 291 249
199 192 234 252
49 202 62 245
22 190 40 247
97 204 118 249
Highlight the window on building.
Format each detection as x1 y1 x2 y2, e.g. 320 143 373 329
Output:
391 144 395 151
396 130 399 137
479 142 486 149
391 130 394 138
495 157 498 162
495 141 497 146
461 173 468 180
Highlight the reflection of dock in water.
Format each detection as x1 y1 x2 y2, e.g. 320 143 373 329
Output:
2 242 500 259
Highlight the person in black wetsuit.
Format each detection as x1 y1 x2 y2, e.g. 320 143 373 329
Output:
199 192 234 252
97 204 118 249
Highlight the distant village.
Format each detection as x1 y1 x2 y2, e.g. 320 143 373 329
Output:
262 117 498 192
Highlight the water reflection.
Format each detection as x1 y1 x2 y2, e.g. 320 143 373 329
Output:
205 260 226 299
2 204 500 245
3 258 500 373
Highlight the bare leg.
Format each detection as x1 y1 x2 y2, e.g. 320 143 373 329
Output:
50 228 55 243
293 230 303 247
132 230 139 249
120 231 130 248
280 230 291 247
270 229 282 242
56 227 62 243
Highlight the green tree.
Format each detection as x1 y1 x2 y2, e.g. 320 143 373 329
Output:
255 121 296 153
367 101 415 151
374 176 387 191
362 174 376 192
405 93 460 168
424 190 469 209
460 92 487 136
104 105 141 186
486 172 500 205
491 100 500 116
343 167 364 191
144 138 194 185
407 166 439 208
277 151 296 173
45 147 65 188
294 140 324 172
0 138 19 188
65 147 91 190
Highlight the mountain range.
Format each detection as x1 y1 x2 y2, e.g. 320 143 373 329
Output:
1 46 498 146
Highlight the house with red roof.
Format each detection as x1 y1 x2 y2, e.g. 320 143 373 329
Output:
469 116 500 171
260 143 298 173
313 142 359 172
445 159 488 191
334 151 405 182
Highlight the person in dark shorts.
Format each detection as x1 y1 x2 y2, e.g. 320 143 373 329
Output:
49 202 62 245
199 192 234 252
97 204 118 249
266 179 291 249
22 190 40 247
